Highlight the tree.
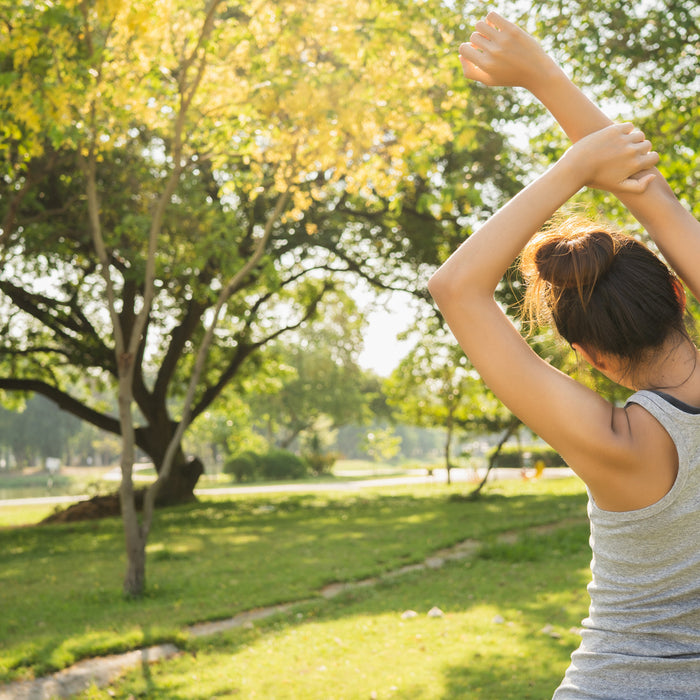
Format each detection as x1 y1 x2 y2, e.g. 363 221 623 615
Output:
0 394 81 468
2 0 531 595
385 317 514 484
184 387 267 471
362 426 402 464
249 289 371 450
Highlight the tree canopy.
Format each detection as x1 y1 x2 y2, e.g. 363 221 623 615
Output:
0 0 523 507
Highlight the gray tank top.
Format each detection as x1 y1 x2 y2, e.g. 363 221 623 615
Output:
553 390 700 699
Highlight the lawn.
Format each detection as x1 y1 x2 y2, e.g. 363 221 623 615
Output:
0 467 113 502
0 477 591 698
78 525 590 700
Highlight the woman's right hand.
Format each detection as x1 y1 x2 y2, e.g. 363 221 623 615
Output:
565 123 659 194
458 12 556 91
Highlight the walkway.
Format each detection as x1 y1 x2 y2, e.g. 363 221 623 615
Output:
0 467 574 508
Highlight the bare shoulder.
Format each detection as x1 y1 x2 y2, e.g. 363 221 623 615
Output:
624 401 677 458
587 402 678 512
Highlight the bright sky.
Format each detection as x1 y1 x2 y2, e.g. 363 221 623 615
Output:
355 289 421 377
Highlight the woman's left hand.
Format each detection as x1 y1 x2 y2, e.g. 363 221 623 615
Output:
566 123 659 194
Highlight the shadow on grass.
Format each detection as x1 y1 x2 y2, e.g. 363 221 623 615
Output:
137 625 156 697
437 652 567 700
99 522 591 700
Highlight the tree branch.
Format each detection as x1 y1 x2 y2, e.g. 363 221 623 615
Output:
0 280 115 368
191 276 330 420
0 378 120 435
142 186 291 535
468 415 521 499
151 296 208 405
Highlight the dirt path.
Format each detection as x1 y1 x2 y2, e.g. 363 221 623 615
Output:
0 515 586 700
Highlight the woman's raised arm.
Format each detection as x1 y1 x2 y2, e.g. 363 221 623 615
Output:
428 126 657 496
460 12 700 302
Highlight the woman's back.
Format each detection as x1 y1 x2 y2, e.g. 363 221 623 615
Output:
554 390 700 698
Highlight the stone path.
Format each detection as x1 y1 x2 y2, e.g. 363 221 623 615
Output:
0 515 586 700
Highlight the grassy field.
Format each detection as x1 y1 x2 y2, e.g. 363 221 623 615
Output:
0 459 430 527
0 467 111 501
0 476 591 699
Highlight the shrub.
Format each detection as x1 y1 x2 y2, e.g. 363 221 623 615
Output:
304 450 340 476
489 444 563 469
224 449 311 482
224 451 260 483
258 449 310 480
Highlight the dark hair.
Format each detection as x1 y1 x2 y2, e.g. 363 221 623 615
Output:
520 216 687 363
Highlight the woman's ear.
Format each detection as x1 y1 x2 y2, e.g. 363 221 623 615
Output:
673 278 687 314
572 342 606 371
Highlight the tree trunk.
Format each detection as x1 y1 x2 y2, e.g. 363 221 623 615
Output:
154 455 203 506
444 421 453 486
121 483 146 596
468 416 521 499
114 400 190 597
136 423 203 505
116 359 146 597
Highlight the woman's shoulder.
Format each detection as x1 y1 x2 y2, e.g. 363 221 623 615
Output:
627 389 700 417
583 398 678 512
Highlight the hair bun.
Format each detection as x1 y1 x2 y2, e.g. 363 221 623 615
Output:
530 223 617 295
520 216 686 359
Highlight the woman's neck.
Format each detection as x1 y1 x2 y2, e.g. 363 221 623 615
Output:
638 334 700 403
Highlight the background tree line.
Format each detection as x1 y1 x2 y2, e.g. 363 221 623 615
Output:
0 286 480 473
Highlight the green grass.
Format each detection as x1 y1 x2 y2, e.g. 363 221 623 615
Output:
0 477 590 697
75 519 591 699
0 503 58 527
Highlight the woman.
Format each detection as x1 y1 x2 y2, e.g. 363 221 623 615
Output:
429 12 700 699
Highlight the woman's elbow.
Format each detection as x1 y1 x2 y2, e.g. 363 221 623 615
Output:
428 264 476 306
428 268 495 321
428 271 459 313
